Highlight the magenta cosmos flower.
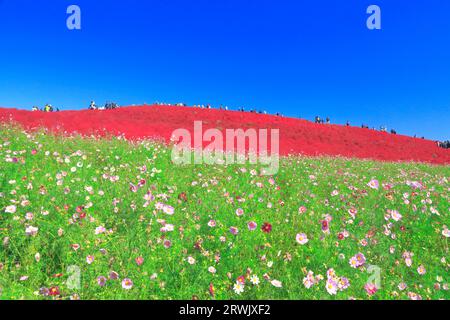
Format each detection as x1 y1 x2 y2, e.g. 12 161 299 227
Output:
97 276 107 287
364 283 378 296
230 227 239 235
163 239 172 248
261 222 272 233
135 256 144 266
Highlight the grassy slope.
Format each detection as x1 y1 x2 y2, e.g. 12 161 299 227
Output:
0 125 449 300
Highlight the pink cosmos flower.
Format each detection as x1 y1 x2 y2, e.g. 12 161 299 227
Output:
443 228 450 238
97 276 107 287
367 179 380 190
408 292 422 300
296 233 309 245
406 181 423 190
405 257 412 267
86 255 95 265
95 226 106 235
129 183 138 193
163 239 172 248
235 208 244 217
121 278 133 290
163 205 174 215
247 221 257 231
338 277 350 290
417 265 426 275
364 283 378 296
207 220 216 227
303 271 316 289
390 210 402 222
349 253 366 268
321 220 330 233
135 256 144 266
398 282 407 291
144 191 155 201
326 279 338 295
160 224 174 232
348 208 357 218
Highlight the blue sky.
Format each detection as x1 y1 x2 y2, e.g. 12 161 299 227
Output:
0 0 449 140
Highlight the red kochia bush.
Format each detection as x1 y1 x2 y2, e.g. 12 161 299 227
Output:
0 105 449 165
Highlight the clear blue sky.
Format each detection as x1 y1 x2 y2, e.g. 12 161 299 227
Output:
0 0 449 140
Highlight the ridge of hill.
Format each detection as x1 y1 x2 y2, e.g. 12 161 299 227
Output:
0 105 449 165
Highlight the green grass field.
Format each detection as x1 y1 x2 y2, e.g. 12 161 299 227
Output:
0 124 448 300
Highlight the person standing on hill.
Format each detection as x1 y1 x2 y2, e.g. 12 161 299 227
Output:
89 101 97 110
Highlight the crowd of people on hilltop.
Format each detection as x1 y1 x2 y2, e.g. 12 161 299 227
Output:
156 101 271 115
315 116 330 124
317 116 398 135
31 104 60 112
438 141 450 149
31 101 120 112
88 101 119 110
29 100 449 148
151 103 449 148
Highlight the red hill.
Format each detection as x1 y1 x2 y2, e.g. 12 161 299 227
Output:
0 105 449 165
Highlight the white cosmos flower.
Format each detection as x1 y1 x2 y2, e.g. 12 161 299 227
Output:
250 275 260 285
25 226 38 236
326 279 338 295
208 266 216 274
442 228 450 238
187 256 196 265
5 205 16 213
270 279 282 288
233 282 244 295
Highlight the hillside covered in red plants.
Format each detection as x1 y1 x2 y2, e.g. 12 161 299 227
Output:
0 105 449 165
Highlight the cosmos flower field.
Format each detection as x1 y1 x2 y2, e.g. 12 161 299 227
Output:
0 124 449 300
